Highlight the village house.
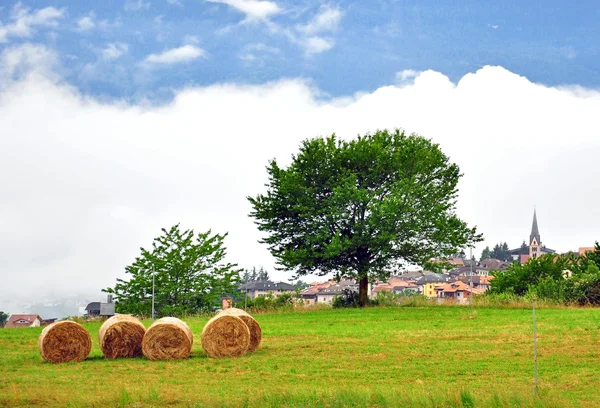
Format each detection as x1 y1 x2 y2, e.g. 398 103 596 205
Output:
458 275 493 292
414 274 451 298
5 314 43 328
299 285 320 305
314 279 358 304
391 280 419 294
239 280 295 300
435 281 469 303
450 259 508 278
85 295 116 317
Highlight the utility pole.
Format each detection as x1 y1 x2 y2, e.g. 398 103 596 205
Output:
152 265 155 321
469 247 473 316
533 298 539 395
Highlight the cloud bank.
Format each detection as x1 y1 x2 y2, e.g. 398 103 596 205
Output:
1 44 600 310
0 3 65 43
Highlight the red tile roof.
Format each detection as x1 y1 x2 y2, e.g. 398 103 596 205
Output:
438 281 469 293
5 314 43 328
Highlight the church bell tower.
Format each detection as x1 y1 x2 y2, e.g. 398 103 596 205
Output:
529 208 541 258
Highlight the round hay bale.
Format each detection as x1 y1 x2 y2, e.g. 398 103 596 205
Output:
217 308 262 352
38 321 91 363
142 317 193 360
201 314 250 358
98 315 146 359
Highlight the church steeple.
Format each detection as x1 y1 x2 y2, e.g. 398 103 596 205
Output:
530 208 540 246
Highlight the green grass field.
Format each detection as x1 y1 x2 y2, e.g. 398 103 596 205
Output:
1 306 600 407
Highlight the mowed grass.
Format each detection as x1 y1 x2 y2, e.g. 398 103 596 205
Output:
2 306 600 407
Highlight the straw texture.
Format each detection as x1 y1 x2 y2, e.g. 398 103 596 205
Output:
218 308 262 352
98 315 146 359
201 314 250 358
38 321 91 363
142 317 193 360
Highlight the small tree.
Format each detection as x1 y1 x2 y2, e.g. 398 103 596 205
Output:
480 246 491 261
520 241 528 253
250 266 258 282
104 225 241 317
249 129 481 306
489 242 512 261
0 311 8 328
257 267 270 281
241 269 251 283
292 279 309 290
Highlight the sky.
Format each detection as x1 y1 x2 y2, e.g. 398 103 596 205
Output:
1 1 600 313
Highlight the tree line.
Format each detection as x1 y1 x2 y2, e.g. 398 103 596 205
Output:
490 243 600 304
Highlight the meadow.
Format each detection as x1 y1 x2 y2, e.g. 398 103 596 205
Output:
1 305 600 407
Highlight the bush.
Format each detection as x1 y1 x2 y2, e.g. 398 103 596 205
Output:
489 244 600 305
236 292 295 313
332 289 361 308
370 291 399 307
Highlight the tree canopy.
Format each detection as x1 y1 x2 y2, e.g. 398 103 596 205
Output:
104 225 241 317
480 242 513 262
241 266 270 283
248 129 481 305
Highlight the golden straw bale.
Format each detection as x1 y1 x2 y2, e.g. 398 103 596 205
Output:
217 308 262 352
201 314 250 358
98 315 146 359
142 317 193 360
38 321 91 363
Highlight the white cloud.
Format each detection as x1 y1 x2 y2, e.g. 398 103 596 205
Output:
77 13 96 31
102 42 129 60
0 43 58 81
124 0 151 11
296 5 342 35
167 0 184 6
2 47 600 311
0 2 66 43
395 69 420 82
301 36 334 55
207 0 281 21
289 5 343 55
142 44 205 65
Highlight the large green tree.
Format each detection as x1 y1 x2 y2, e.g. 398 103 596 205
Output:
104 225 241 317
0 311 8 328
248 129 481 306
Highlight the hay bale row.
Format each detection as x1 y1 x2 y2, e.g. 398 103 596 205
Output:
201 308 262 358
39 310 261 363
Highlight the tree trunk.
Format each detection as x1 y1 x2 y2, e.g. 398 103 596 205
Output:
359 276 369 307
